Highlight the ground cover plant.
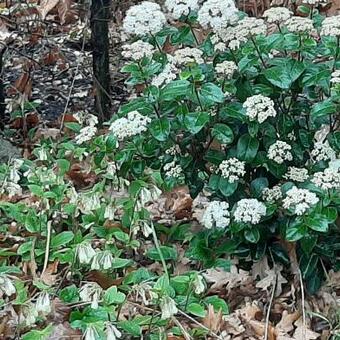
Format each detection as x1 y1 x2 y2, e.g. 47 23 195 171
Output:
0 0 340 339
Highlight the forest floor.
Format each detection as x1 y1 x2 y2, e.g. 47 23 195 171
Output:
0 1 340 340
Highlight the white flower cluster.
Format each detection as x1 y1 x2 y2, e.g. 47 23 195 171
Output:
234 199 267 225
173 47 204 66
123 1 167 36
331 70 340 84
284 167 309 182
237 17 267 37
215 60 238 78
283 186 319 215
201 201 230 229
78 192 101 214
164 161 183 179
198 0 238 31
286 16 314 34
218 158 246 183
160 296 178 319
165 0 200 19
243 94 277 123
263 7 292 24
76 242 96 264
75 126 97 144
122 40 155 60
75 111 98 145
106 323 122 339
311 167 340 191
320 16 340 37
268 141 293 164
302 0 328 4
79 282 103 309
311 141 336 163
109 111 151 142
262 185 282 203
152 58 178 87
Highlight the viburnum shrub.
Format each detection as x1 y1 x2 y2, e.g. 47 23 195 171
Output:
118 0 340 290
1 0 340 337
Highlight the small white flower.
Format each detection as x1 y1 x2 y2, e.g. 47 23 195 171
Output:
321 15 340 37
243 95 277 123
35 292 51 314
152 60 178 87
311 141 336 163
83 325 99 340
262 185 282 203
311 167 340 190
173 47 204 66
109 111 151 142
218 158 246 183
234 199 267 225
106 323 122 340
75 126 97 144
267 141 293 164
104 204 115 220
160 296 178 319
79 282 103 309
91 251 114 270
202 201 230 229
123 1 167 36
198 0 239 31
263 7 292 24
302 0 328 4
331 70 340 85
215 61 238 79
164 161 183 179
0 274 16 296
37 147 48 161
284 167 309 182
122 40 155 60
286 16 314 34
237 17 267 36
79 192 101 214
283 186 319 215
76 242 96 264
193 274 205 294
165 0 200 19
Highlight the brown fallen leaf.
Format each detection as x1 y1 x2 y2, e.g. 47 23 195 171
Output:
202 304 223 333
256 265 288 297
38 0 60 20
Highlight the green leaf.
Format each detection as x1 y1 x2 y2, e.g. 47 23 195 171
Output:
285 221 307 242
111 258 132 269
161 80 190 101
147 246 178 261
264 59 305 89
118 320 141 337
51 231 74 248
306 215 329 233
237 134 259 162
211 124 234 144
244 228 260 243
184 111 210 134
59 284 79 303
200 82 225 104
28 185 43 197
150 118 171 142
56 159 70 175
218 177 238 197
187 303 206 317
250 178 269 198
104 286 126 305
310 99 337 118
204 295 229 314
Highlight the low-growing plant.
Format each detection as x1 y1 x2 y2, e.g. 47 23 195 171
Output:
1 0 340 338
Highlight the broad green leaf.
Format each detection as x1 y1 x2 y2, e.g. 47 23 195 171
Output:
311 99 337 118
104 286 126 305
218 177 238 197
204 295 229 314
51 231 74 248
237 134 259 162
147 246 178 261
211 123 234 144
264 59 305 89
184 111 210 134
306 215 329 233
285 221 307 242
187 303 206 317
200 82 225 104
161 80 190 101
244 228 260 243
111 258 132 269
150 118 171 142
